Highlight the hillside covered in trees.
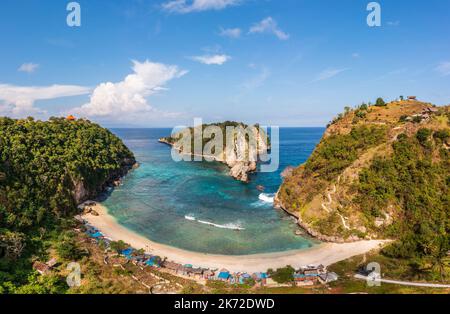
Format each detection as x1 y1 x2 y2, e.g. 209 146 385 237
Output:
276 99 449 281
0 117 135 292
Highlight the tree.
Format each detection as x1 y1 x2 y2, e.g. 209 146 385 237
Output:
267 265 295 284
375 97 386 107
57 232 84 260
0 231 26 260
416 128 432 145
110 240 129 254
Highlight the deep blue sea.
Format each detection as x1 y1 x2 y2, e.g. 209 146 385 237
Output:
103 128 324 255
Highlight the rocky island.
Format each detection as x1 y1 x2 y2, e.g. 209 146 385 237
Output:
159 121 270 182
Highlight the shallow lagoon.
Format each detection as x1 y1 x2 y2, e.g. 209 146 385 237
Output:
103 128 324 255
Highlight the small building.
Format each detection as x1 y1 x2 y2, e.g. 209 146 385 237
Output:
66 115 76 121
319 272 339 283
423 107 439 114
46 258 58 268
407 96 417 101
162 261 182 273
33 261 51 275
218 269 231 281
203 269 215 280
145 256 161 267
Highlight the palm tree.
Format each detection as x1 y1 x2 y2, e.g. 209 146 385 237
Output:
429 236 449 282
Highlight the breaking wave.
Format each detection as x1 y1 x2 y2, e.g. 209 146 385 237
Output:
258 193 275 204
184 215 245 231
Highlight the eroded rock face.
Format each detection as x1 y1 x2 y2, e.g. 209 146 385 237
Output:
224 127 268 182
72 179 89 205
72 156 137 206
162 123 269 183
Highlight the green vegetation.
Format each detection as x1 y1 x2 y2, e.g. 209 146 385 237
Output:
163 121 270 152
355 129 449 281
0 117 135 293
304 125 387 181
110 240 129 254
56 231 85 261
375 97 386 107
267 266 295 284
279 102 449 282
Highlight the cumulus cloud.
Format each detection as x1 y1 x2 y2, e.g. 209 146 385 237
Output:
312 68 348 82
72 60 187 118
0 84 90 116
219 27 241 38
18 63 40 73
249 17 290 40
162 0 241 14
190 54 231 65
435 62 450 76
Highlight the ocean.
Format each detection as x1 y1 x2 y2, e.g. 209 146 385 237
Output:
103 128 325 255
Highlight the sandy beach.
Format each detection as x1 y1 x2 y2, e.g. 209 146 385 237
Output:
82 202 388 273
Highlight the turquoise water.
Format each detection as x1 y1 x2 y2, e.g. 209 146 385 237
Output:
102 128 324 255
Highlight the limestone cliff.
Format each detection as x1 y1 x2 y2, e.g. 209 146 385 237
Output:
160 122 269 182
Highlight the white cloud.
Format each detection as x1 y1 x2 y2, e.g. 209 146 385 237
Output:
18 63 39 73
352 53 360 58
72 60 187 118
249 17 289 40
190 54 231 65
435 62 450 76
162 0 241 14
313 68 348 82
219 27 241 38
0 84 90 116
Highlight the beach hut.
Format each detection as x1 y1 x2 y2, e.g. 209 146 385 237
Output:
121 248 134 259
33 261 50 275
319 272 339 284
91 232 104 239
46 258 58 268
203 270 215 280
218 269 230 281
254 272 268 285
239 273 252 284
192 268 204 278
163 261 182 273
145 256 161 267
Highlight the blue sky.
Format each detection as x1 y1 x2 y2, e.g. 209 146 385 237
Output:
0 0 449 127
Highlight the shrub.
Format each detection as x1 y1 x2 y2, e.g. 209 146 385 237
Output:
433 129 450 141
375 98 386 107
416 128 432 145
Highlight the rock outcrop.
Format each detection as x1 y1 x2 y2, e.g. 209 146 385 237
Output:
160 122 269 182
72 156 137 205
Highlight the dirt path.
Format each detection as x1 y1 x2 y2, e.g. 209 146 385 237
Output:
321 176 350 230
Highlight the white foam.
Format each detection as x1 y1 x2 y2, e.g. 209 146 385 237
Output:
185 214 245 231
197 220 245 231
258 193 275 204
184 215 196 221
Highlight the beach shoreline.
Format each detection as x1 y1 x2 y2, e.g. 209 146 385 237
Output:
81 202 389 273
